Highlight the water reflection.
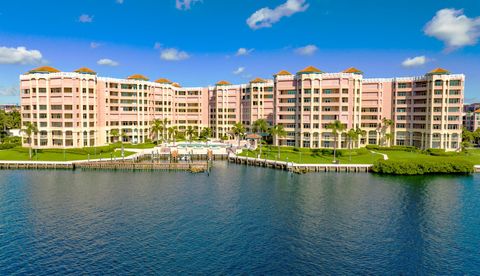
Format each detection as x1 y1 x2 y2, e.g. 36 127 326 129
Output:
0 166 478 274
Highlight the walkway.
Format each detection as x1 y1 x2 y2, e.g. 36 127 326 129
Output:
370 151 388 160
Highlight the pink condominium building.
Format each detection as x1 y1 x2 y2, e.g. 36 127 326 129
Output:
20 66 464 150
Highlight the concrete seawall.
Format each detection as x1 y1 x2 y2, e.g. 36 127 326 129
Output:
229 155 372 173
230 155 480 174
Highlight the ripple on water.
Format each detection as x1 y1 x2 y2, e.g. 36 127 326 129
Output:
0 167 479 274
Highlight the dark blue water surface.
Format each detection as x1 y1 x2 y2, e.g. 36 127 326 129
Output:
0 163 479 275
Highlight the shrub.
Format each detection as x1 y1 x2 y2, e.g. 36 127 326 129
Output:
0 143 17 150
2 136 21 145
425 148 459 156
372 159 474 175
292 147 300 152
366 145 418 152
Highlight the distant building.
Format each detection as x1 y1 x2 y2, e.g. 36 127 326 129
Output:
20 66 465 150
0 104 19 113
463 103 480 131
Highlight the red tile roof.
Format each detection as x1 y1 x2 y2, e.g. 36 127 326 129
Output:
27 66 61 74
275 70 292 75
342 67 363 74
216 80 231 86
74 67 96 74
127 74 149 81
298 66 323 74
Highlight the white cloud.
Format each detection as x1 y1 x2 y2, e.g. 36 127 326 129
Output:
402 56 428 67
233 67 245 75
160 48 190 61
247 0 309 29
424 8 480 51
294 44 317 56
0 86 18 96
116 0 124 4
236 48 254 56
90 42 102 49
176 0 202 10
0 46 43 65
97 58 119 66
79 14 93 23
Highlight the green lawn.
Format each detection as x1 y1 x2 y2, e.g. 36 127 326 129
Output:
467 149 480 165
239 147 384 164
378 149 480 165
114 142 156 149
238 147 480 165
0 147 135 161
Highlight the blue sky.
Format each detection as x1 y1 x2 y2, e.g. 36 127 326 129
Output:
0 0 479 104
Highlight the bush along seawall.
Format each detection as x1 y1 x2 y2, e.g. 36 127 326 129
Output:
235 145 480 175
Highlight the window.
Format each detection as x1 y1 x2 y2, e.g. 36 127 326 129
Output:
450 80 461 86
398 83 412 88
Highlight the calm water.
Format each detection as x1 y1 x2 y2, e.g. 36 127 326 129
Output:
0 163 479 275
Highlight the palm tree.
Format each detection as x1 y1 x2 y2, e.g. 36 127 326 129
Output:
200 127 212 140
252 119 269 157
110 129 119 143
110 129 127 157
160 118 169 142
385 133 394 146
355 127 367 147
346 128 359 161
168 126 178 145
326 120 346 163
252 119 269 135
231 122 246 146
185 126 196 142
151 119 163 145
21 122 38 160
381 118 394 146
269 125 287 159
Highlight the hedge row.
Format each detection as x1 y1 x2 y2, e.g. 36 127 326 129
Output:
0 143 17 150
366 145 418 152
425 148 460 156
372 159 474 175
310 147 369 157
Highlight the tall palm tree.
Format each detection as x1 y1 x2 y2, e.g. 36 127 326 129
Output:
185 126 196 142
151 119 163 145
269 125 287 159
110 129 126 157
355 127 367 147
231 122 246 146
346 128 359 161
21 122 38 160
252 119 269 135
381 118 394 146
326 120 346 163
168 126 178 145
252 119 269 157
200 127 212 140
160 118 169 142
385 133 394 146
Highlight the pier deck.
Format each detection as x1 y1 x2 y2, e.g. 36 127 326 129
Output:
229 155 372 173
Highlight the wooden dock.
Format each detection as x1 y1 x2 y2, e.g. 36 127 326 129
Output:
76 161 209 172
0 160 210 172
229 155 372 173
0 161 74 170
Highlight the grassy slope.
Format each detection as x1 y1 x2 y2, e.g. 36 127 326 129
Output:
238 147 480 165
0 147 135 161
238 147 384 164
